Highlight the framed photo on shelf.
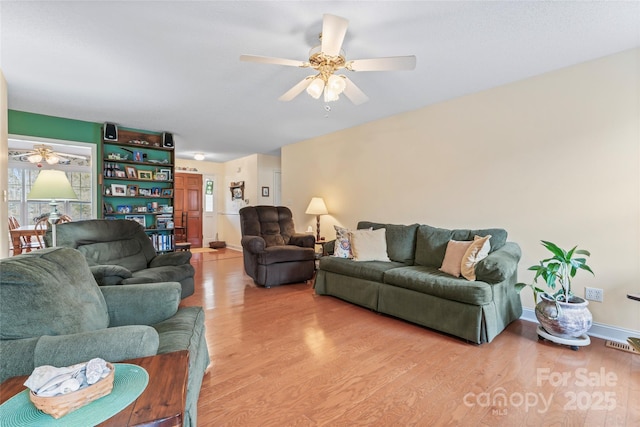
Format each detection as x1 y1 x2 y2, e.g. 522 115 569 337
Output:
138 170 153 180
161 188 174 197
127 184 139 197
159 168 172 181
125 215 146 228
155 172 168 181
111 183 127 196
262 186 269 197
114 170 126 178
133 151 143 162
116 205 133 214
125 166 137 179
151 187 161 196
138 187 152 197
103 203 114 214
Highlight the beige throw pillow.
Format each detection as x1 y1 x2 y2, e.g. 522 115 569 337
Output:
461 235 492 281
349 228 390 262
439 239 473 277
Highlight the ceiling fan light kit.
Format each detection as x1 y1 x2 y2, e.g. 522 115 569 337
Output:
12 144 86 166
241 13 416 106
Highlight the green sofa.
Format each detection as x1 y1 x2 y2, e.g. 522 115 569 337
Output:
46 219 195 299
315 221 523 344
0 247 209 427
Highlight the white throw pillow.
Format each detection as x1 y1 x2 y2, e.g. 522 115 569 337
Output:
461 235 492 281
349 228 390 262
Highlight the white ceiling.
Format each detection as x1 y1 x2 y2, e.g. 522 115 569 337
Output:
2 1 639 162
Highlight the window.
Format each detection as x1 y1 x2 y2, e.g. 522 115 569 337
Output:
7 167 93 225
8 137 94 226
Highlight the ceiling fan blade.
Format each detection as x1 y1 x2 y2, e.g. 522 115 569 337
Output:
349 56 417 72
240 54 306 68
342 77 369 105
55 152 87 160
278 77 314 102
321 14 349 57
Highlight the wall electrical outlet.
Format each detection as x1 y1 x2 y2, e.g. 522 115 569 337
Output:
585 287 604 302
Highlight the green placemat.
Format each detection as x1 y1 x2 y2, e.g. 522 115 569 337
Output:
0 363 148 427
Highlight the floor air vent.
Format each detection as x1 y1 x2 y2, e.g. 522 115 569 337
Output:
605 339 639 355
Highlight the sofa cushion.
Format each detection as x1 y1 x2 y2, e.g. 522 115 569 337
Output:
383 266 494 305
256 245 315 265
350 228 390 262
126 264 196 285
439 240 473 277
319 257 405 282
0 247 110 340
333 225 353 258
79 240 149 272
461 235 492 281
414 225 507 268
357 222 419 264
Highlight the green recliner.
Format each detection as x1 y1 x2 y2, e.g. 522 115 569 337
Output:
0 247 209 427
45 219 195 299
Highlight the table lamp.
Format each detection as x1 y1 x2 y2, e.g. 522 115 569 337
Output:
305 197 328 242
27 170 78 247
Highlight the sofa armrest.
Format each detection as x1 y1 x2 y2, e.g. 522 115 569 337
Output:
475 242 521 284
100 282 181 327
241 235 266 253
149 251 192 268
289 233 315 248
33 326 159 368
0 337 39 383
90 264 132 286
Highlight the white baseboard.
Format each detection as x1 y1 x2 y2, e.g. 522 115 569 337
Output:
520 308 639 344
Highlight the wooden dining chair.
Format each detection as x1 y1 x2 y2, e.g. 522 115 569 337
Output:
32 218 49 250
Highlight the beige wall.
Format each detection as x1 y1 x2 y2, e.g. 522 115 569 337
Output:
177 153 282 249
282 48 640 332
0 70 8 257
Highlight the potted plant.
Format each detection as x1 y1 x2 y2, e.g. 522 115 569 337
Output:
516 240 594 340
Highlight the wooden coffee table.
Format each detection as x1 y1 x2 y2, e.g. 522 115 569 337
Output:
0 350 189 427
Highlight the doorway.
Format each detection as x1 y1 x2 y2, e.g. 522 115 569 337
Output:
174 173 203 248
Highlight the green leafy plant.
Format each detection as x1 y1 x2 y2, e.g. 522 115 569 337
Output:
516 240 594 304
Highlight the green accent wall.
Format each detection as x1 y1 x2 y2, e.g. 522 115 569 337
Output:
8 110 102 144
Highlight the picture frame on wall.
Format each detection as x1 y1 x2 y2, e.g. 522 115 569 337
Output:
261 186 269 197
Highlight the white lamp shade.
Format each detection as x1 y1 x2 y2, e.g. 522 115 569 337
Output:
305 197 328 215
306 78 325 99
27 170 78 201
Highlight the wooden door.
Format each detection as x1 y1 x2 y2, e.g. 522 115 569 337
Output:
174 173 203 248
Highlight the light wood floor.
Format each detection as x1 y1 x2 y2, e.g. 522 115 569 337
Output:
181 249 639 426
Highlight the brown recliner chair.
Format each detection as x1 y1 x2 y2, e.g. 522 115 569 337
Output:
239 206 315 287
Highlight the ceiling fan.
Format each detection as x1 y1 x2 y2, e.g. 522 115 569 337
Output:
10 144 87 165
240 14 416 105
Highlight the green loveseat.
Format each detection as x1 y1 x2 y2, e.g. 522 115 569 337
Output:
46 219 195 299
0 247 209 427
315 221 523 344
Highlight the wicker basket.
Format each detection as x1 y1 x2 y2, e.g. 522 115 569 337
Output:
29 362 115 419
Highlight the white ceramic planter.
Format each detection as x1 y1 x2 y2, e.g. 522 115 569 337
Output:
535 293 592 339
